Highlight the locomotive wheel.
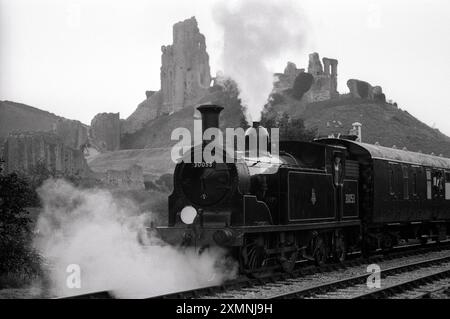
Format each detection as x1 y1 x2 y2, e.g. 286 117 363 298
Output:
419 235 428 245
240 242 267 276
280 251 298 273
333 235 346 262
380 233 393 250
312 237 328 266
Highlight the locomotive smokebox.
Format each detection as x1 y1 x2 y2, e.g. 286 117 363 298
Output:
245 121 270 157
197 104 224 142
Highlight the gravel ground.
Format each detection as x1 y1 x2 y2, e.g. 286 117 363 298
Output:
392 279 450 299
0 287 45 299
206 249 450 299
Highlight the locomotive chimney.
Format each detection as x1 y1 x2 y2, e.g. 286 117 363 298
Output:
197 104 224 140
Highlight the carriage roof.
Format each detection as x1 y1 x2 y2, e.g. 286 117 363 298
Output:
318 138 450 170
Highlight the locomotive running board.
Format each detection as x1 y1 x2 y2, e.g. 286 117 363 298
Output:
234 220 361 233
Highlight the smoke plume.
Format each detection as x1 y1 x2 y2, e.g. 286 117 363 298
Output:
34 179 236 298
213 0 308 122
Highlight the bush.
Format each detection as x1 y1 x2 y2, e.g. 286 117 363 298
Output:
261 111 317 142
0 173 42 284
270 93 285 105
209 77 248 129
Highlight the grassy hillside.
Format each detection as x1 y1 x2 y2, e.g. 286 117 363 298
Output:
87 147 174 180
0 101 63 139
121 83 247 149
271 95 450 156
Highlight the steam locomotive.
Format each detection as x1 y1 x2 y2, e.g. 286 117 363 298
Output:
156 104 450 274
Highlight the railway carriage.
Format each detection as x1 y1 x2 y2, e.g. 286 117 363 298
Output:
321 138 450 250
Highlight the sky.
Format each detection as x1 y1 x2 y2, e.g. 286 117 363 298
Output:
1 0 450 134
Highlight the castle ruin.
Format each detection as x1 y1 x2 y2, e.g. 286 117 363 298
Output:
98 164 145 190
3 131 89 176
122 16 212 134
90 112 121 151
304 53 339 102
160 16 211 114
347 79 385 102
54 118 89 150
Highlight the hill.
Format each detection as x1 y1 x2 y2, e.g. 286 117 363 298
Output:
87 147 173 181
0 100 63 139
264 94 450 157
121 82 247 149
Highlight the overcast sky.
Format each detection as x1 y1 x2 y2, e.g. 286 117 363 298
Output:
1 0 449 135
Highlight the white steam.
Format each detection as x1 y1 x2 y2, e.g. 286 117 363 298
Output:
213 0 308 121
34 179 236 298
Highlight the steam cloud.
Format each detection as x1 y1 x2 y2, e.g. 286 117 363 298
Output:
213 0 307 121
34 179 236 298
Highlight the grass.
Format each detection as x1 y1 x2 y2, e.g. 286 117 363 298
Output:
0 272 38 289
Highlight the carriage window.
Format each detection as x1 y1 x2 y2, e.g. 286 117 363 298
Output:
412 171 417 196
431 170 444 199
445 172 450 200
389 167 395 195
426 169 432 199
402 166 409 199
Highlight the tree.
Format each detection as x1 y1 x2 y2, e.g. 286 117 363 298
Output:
261 111 317 142
285 117 317 141
209 77 249 129
0 173 41 276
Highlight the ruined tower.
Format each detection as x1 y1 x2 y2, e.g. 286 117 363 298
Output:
90 113 121 151
304 52 339 102
160 17 211 114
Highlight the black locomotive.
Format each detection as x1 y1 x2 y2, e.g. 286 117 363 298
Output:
157 104 450 273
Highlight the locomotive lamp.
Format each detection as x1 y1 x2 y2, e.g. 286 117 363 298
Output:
180 206 197 224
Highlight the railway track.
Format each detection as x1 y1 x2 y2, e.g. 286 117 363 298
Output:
268 255 450 299
59 241 450 299
414 285 450 299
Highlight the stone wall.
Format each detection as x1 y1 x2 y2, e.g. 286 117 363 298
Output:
273 62 304 93
3 131 89 176
54 118 88 150
99 164 144 190
90 113 121 151
304 52 339 103
160 16 211 114
347 79 385 102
